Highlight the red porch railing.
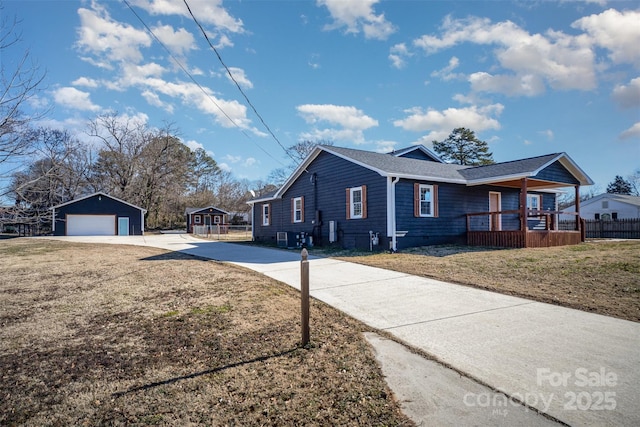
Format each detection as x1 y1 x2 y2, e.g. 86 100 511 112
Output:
466 210 584 248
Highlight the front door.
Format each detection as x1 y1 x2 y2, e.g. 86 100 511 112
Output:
118 217 129 236
489 192 501 231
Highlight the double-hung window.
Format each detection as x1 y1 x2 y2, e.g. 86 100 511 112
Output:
262 203 270 226
292 196 304 223
346 186 367 219
527 194 541 212
414 183 438 217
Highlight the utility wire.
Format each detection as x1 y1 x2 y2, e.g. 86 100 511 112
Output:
182 0 298 165
121 0 284 166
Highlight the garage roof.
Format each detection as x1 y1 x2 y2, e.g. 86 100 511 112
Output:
51 192 147 212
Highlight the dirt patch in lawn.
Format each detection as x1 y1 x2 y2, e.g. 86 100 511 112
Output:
0 239 412 426
315 240 640 323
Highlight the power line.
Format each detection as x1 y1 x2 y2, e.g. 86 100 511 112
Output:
121 0 284 166
182 0 297 165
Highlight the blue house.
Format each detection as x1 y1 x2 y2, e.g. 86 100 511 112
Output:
51 192 146 236
248 145 593 250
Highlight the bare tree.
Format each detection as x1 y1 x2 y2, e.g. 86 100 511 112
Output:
10 128 91 231
0 11 46 195
88 112 148 198
627 168 640 196
134 125 193 228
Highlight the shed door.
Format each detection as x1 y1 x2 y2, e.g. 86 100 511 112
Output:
118 217 129 236
67 215 115 236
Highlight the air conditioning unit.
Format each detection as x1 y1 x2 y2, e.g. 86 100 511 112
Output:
277 232 288 248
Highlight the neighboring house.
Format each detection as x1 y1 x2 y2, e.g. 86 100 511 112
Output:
185 206 229 233
248 145 593 250
562 193 640 220
51 192 146 236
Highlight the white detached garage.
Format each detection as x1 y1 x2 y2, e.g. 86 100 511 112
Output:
51 192 146 236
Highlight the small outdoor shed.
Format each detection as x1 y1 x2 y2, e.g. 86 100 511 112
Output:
51 192 146 236
185 206 229 233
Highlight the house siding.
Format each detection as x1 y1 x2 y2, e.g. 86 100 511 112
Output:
535 161 580 185
251 148 565 251
54 194 144 236
253 151 388 249
394 182 524 249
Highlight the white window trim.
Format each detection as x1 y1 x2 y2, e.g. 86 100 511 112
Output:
213 215 221 224
293 197 303 223
418 184 435 217
262 204 270 226
194 215 201 224
350 186 363 219
527 194 541 211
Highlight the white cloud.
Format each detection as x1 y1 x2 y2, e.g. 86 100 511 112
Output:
76 5 151 66
393 104 503 142
130 0 244 33
413 15 597 94
539 129 554 140
297 104 378 144
226 67 253 89
318 0 396 40
431 56 463 81
72 77 99 88
141 90 174 113
389 43 412 69
374 140 397 153
572 9 640 68
469 72 546 96
52 87 101 111
218 162 232 172
244 157 257 167
150 24 197 57
297 104 378 129
612 77 640 109
619 122 640 140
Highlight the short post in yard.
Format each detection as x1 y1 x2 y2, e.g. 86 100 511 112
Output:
300 248 310 346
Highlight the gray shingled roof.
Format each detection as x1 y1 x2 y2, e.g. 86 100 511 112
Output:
458 153 562 181
248 145 592 203
324 146 468 182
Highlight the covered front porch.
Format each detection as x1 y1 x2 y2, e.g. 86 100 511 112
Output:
465 176 586 248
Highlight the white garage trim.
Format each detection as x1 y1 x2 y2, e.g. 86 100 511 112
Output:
67 214 116 236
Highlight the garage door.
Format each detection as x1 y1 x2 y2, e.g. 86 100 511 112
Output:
67 215 116 236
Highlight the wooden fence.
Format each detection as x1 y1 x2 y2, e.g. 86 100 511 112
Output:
559 219 640 239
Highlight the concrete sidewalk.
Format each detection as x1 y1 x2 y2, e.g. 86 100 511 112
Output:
42 234 640 426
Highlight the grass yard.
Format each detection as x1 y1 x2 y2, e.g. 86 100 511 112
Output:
0 238 412 426
316 240 640 322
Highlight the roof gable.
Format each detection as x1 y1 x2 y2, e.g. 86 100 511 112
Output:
185 206 229 215
580 193 640 208
390 145 444 163
460 153 593 187
51 192 147 212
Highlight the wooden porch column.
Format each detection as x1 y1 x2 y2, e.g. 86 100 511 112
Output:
574 185 581 231
520 178 528 231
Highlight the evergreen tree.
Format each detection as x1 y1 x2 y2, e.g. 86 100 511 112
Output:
432 128 494 165
606 175 632 194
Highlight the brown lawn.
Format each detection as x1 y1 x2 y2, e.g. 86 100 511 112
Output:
0 238 412 426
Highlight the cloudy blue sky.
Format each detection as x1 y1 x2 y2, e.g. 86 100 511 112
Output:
3 0 639 189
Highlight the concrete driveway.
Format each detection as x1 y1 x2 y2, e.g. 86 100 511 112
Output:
41 234 640 426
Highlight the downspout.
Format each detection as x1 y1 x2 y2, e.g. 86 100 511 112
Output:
387 176 400 252
52 208 55 234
